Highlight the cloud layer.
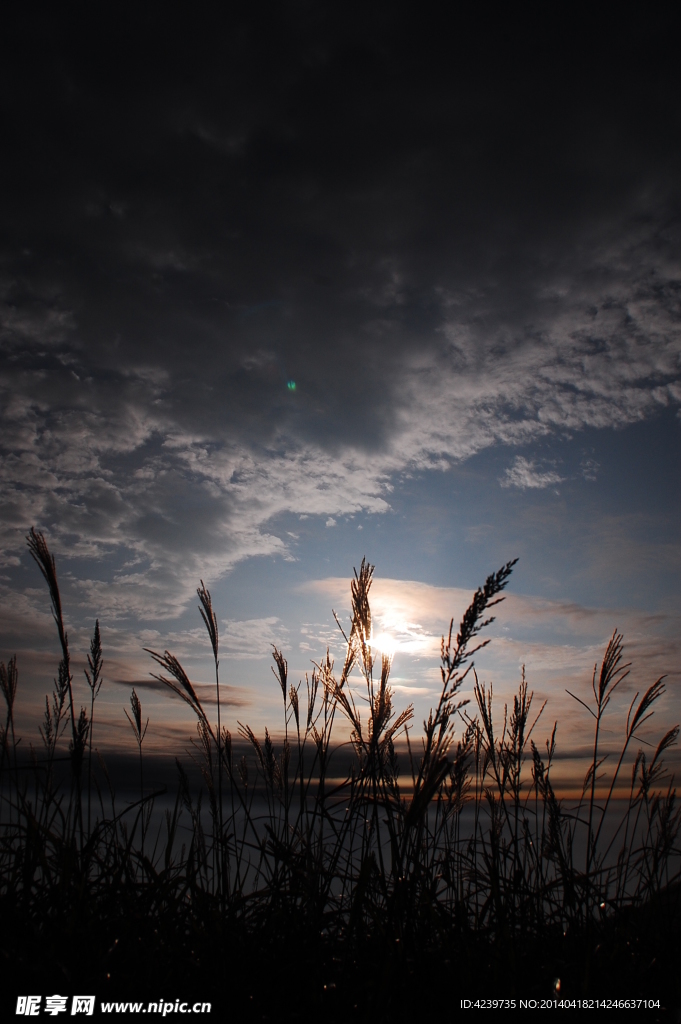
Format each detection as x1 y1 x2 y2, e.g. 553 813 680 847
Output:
0 5 680 624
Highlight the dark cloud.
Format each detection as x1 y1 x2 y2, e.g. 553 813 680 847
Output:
109 676 249 707
1 3 680 608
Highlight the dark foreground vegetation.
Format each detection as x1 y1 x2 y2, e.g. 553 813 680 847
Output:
1 530 680 1020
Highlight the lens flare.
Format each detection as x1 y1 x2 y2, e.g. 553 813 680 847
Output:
287 380 296 390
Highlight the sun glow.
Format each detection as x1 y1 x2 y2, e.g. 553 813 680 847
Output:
369 631 398 657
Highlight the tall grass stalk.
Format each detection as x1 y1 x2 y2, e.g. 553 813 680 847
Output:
84 621 103 835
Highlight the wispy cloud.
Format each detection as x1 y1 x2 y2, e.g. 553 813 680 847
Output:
500 456 566 490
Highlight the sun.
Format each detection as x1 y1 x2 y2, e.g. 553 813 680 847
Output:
369 631 398 657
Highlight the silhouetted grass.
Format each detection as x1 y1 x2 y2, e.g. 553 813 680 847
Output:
0 530 679 1020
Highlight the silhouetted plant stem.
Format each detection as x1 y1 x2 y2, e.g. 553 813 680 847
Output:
0 656 18 827
84 620 103 836
125 688 148 854
197 581 224 898
27 528 76 743
567 630 630 920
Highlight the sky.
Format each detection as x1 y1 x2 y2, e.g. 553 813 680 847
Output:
1 4 680 788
